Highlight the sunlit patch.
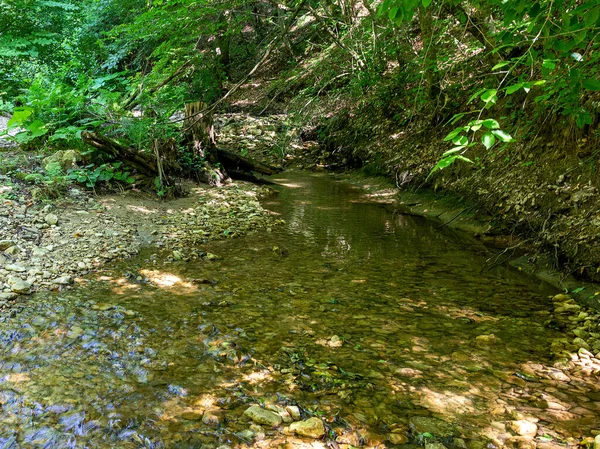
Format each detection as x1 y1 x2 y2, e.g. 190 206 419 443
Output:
416 387 475 415
125 205 158 214
242 369 273 384
272 181 305 189
5 373 30 383
140 269 196 291
193 394 217 409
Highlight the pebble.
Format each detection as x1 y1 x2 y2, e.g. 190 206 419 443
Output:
389 432 409 445
45 213 59 225
508 420 538 437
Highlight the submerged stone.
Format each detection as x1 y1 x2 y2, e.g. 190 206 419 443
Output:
508 420 538 437
288 417 325 438
8 276 32 294
244 405 282 427
409 416 455 436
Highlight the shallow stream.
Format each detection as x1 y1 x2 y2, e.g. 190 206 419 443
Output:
0 173 598 448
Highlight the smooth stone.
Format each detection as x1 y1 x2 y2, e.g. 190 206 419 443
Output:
180 412 203 421
508 420 538 437
573 337 590 350
45 213 59 226
202 410 222 426
594 434 600 449
243 405 282 427
0 292 18 300
286 405 301 420
7 276 32 294
389 432 409 444
5 264 27 273
425 443 448 449
549 370 571 382
92 303 114 311
288 417 325 438
475 334 497 344
52 275 73 285
329 335 343 347
0 240 15 251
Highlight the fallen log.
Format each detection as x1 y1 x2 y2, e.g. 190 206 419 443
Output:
216 147 281 176
80 130 281 188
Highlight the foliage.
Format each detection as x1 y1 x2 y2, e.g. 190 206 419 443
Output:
67 163 135 189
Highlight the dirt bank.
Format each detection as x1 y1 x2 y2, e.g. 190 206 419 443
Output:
305 101 600 293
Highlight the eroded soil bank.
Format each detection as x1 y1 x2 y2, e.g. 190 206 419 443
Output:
309 104 600 290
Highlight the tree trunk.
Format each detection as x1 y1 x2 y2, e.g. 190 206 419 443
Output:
184 101 216 159
418 5 441 101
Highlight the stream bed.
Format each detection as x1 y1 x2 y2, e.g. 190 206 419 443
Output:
0 173 598 448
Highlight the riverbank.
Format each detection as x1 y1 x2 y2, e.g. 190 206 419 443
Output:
0 161 280 305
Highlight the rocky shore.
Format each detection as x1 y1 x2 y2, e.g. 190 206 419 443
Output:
0 179 280 305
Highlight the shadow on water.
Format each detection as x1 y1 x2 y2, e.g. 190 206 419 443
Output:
0 173 597 448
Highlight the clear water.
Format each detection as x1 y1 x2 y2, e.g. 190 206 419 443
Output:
0 173 597 448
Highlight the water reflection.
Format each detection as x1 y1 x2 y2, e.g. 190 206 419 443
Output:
1 173 593 449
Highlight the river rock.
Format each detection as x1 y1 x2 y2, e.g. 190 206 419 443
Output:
43 149 78 171
409 416 455 436
0 292 18 300
180 411 203 421
508 420 538 437
53 275 73 285
475 334 497 344
573 337 590 350
8 276 32 294
389 432 409 444
426 443 448 449
288 417 325 438
5 263 27 272
0 240 15 251
202 410 222 426
45 213 59 226
329 335 343 347
286 405 301 420
244 405 282 427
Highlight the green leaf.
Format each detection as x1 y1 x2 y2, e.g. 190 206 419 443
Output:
482 119 500 129
442 146 465 156
468 120 483 132
482 132 496 149
585 6 599 27
583 79 600 91
480 89 497 103
492 61 510 71
421 0 432 7
7 107 33 129
492 130 514 142
449 113 465 125
443 127 466 141
505 83 523 94
570 52 583 62
542 59 556 70
452 135 468 146
468 88 488 104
